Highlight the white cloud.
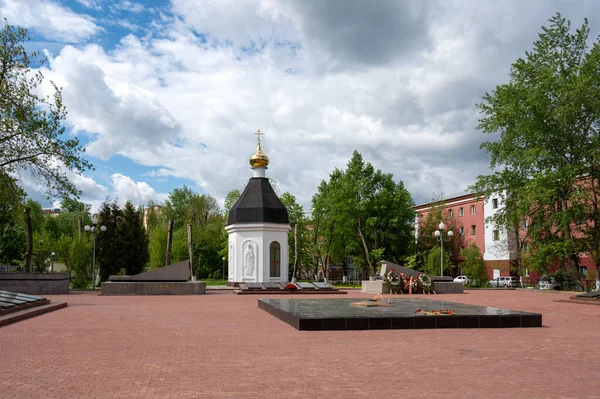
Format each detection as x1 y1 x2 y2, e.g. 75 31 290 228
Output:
112 1 144 13
110 174 167 206
24 0 600 210
75 0 102 10
0 0 100 42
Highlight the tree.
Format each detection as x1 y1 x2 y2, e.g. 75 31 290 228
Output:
116 201 149 275
471 13 600 287
0 22 91 199
460 244 488 285
223 189 241 218
416 199 457 270
163 186 220 230
96 200 123 282
311 151 415 278
279 192 309 280
0 171 25 265
69 237 91 288
424 246 453 276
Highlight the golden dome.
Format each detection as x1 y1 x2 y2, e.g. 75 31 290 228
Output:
249 129 269 168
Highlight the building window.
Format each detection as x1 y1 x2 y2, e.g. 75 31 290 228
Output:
458 207 464 217
493 230 499 241
419 214 424 222
522 219 529 229
448 209 453 217
448 248 453 256
470 205 476 214
580 267 588 278
492 198 498 209
471 225 476 235
459 226 464 236
270 241 281 277
522 242 529 253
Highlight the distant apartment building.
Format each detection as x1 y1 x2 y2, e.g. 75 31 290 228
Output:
414 191 596 282
42 208 62 217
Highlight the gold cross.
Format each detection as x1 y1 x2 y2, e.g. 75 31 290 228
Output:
255 129 263 145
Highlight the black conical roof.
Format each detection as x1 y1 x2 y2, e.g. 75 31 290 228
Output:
227 177 289 225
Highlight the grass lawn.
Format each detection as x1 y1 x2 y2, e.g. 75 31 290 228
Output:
203 278 229 286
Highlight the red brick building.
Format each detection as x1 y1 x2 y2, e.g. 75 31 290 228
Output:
414 191 596 284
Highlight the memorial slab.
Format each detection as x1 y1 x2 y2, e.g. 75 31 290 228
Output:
108 260 190 282
296 282 316 290
258 297 542 331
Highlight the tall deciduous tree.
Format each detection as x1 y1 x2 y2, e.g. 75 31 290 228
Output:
471 13 600 288
0 22 91 199
312 151 415 278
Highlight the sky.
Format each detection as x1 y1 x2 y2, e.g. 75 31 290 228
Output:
3 0 600 212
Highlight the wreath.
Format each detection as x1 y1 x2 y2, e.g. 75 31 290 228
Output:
418 274 434 293
385 269 403 294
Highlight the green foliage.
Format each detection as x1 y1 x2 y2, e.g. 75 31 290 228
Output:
223 189 241 218
0 174 25 264
163 186 220 230
403 254 418 269
471 13 600 280
416 199 457 268
460 244 488 283
117 201 149 275
96 200 123 282
279 192 310 278
69 237 91 289
148 225 168 270
424 246 452 276
0 21 92 199
311 151 415 277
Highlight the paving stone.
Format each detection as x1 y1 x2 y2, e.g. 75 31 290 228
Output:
1 290 600 398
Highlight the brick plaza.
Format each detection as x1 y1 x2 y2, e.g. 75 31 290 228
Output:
2 289 599 398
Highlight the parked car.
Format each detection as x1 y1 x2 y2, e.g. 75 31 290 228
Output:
453 275 469 284
490 276 521 288
538 276 555 290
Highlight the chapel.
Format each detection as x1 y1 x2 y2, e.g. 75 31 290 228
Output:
225 130 290 285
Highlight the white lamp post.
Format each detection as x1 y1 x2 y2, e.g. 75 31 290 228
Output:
50 251 55 272
84 216 107 289
434 222 454 276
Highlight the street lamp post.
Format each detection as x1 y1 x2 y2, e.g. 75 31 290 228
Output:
84 216 107 289
50 251 55 272
222 256 226 281
434 222 454 276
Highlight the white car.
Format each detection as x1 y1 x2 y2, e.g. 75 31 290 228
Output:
453 275 469 284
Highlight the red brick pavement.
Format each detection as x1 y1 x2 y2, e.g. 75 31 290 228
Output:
1 289 599 399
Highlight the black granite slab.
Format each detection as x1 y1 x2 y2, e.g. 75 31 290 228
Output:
262 282 282 290
576 291 600 298
258 298 542 331
313 282 334 290
245 283 263 290
296 282 316 290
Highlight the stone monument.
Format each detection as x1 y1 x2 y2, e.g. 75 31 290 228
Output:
225 130 291 286
101 259 206 295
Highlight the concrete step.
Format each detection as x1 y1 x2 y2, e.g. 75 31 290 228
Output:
0 301 68 327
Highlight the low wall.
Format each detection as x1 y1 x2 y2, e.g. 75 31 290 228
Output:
101 281 206 295
362 279 464 294
361 280 389 294
0 272 70 295
433 281 464 294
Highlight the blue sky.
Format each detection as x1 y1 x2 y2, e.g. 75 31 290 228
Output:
4 0 600 212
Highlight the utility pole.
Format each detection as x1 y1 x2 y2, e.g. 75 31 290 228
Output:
187 224 194 280
166 219 173 266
